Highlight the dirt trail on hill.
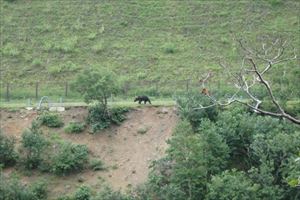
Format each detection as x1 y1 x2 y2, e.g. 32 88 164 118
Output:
0 106 178 197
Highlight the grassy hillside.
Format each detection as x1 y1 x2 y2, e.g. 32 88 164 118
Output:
0 0 299 99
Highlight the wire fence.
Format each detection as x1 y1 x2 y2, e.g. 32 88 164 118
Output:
0 78 226 103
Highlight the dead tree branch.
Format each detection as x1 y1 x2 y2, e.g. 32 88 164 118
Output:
194 38 299 125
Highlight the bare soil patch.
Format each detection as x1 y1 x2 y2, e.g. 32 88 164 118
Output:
0 106 178 198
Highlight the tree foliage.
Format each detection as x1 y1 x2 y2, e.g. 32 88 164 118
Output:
0 131 18 167
131 106 300 200
72 68 119 108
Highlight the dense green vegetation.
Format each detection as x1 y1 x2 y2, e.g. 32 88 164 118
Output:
64 122 85 134
0 175 47 200
0 131 18 167
1 93 299 199
0 0 299 199
87 103 129 133
0 0 299 101
1 120 92 176
38 111 64 128
133 94 299 200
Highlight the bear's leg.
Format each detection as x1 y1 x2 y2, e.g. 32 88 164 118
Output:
144 100 146 104
139 100 142 104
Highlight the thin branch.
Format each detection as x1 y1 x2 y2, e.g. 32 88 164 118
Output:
248 58 284 113
194 38 300 125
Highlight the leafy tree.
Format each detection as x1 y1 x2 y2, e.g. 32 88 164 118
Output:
0 131 18 167
214 107 258 169
176 92 218 129
205 170 260 200
198 119 230 174
72 68 119 111
147 120 229 200
284 154 300 200
50 142 89 175
0 174 47 200
249 131 300 199
21 127 48 169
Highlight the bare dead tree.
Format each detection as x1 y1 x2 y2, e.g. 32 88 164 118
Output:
198 71 213 88
195 38 299 125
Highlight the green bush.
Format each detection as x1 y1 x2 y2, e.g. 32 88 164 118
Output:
51 142 89 175
0 131 18 167
0 174 47 200
145 120 229 200
21 128 48 169
56 196 74 200
87 104 111 131
64 122 85 134
206 170 259 200
110 107 129 125
93 186 130 200
74 185 91 200
87 104 128 133
89 159 105 171
176 92 219 129
29 180 48 200
38 112 64 128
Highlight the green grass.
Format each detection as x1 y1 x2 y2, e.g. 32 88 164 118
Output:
0 0 299 84
0 0 299 104
0 100 175 108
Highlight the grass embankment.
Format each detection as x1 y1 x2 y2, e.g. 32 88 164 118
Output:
0 100 176 108
1 0 299 84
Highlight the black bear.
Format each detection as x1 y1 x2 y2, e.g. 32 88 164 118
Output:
134 96 151 104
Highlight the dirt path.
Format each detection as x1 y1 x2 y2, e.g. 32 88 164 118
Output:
1 106 178 198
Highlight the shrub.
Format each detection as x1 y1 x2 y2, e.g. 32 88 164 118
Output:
38 111 64 128
176 92 219 129
89 159 105 171
21 128 48 169
206 170 259 200
87 104 111 132
93 186 130 200
0 174 48 200
51 142 88 175
56 196 74 200
87 104 128 133
29 180 48 200
74 185 91 200
0 131 18 167
110 107 129 125
64 122 85 134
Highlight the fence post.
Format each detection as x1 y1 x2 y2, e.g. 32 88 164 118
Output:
186 79 190 92
65 82 68 97
155 81 159 96
35 82 39 100
6 83 10 102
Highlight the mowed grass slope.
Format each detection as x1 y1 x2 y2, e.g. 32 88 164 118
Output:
0 0 299 85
